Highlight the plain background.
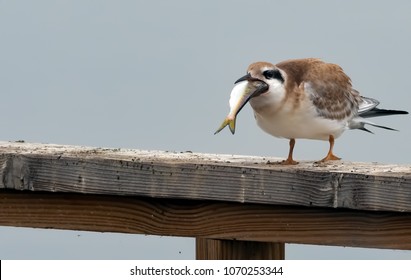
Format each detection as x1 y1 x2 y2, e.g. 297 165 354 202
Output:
1 0 410 259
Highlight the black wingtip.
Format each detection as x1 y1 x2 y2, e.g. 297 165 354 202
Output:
360 108 409 118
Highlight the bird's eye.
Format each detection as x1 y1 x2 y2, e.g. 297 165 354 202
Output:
263 70 275 79
263 69 284 82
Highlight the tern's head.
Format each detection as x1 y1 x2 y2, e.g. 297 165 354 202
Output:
235 62 285 98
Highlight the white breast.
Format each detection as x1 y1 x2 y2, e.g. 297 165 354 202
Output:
249 93 348 141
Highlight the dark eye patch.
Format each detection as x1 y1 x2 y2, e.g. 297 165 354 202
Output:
263 69 284 83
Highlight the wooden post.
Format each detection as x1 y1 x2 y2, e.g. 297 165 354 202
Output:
196 238 285 260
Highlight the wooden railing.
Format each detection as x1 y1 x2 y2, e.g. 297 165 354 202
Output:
1 141 410 259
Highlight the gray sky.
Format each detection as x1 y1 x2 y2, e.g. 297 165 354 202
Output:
1 0 410 259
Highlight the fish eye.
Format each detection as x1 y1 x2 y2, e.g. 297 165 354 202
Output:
263 69 284 82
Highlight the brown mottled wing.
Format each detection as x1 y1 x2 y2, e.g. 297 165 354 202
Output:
306 84 360 120
302 61 361 120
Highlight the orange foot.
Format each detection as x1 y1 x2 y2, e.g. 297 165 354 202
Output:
317 153 341 163
317 135 342 163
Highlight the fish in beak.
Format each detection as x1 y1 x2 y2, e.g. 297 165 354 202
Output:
214 74 268 134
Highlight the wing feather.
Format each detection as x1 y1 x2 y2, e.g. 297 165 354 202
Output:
305 82 361 121
357 96 380 115
277 59 361 121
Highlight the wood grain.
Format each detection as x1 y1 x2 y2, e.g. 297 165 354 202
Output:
1 142 411 212
196 238 285 260
1 191 411 250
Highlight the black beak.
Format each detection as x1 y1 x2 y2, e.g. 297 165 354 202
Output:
233 73 269 99
235 72 265 85
235 73 252 84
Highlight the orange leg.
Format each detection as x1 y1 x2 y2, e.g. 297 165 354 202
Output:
318 135 341 162
281 138 298 165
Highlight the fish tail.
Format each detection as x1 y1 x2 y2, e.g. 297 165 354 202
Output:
214 117 236 135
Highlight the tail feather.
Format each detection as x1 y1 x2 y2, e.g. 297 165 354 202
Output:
358 127 374 134
367 122 398 131
349 118 400 132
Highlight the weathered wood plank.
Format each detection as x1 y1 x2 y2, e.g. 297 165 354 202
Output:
1 191 411 250
1 141 411 212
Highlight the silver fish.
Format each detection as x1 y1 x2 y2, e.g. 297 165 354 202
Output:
215 79 268 134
